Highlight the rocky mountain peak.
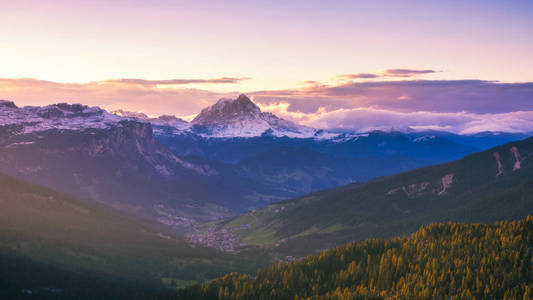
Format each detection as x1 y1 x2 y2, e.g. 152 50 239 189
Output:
192 94 261 125
186 94 316 138
0 100 17 109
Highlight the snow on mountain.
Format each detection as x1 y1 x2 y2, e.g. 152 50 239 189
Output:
190 94 317 138
0 96 317 139
0 100 123 134
111 109 149 119
111 109 190 130
413 135 437 143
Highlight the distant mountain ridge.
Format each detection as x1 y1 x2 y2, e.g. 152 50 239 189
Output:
109 94 531 142
0 100 122 133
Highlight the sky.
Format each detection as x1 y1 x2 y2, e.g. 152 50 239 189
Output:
1 0 533 133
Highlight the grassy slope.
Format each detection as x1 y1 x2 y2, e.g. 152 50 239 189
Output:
215 136 533 257
0 173 266 298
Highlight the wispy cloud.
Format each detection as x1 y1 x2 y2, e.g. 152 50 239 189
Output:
382 69 437 77
337 73 380 79
98 77 250 86
335 69 438 81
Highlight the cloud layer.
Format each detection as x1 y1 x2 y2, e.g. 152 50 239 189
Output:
251 79 533 134
256 101 533 134
252 80 533 114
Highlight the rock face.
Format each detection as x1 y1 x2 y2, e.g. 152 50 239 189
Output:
193 94 261 125
386 174 454 197
437 174 454 196
190 94 316 138
511 146 521 170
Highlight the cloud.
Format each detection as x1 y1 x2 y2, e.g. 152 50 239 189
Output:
0 78 236 117
382 69 437 77
256 101 533 134
251 78 533 133
334 69 438 81
99 77 250 86
252 80 533 114
337 73 380 79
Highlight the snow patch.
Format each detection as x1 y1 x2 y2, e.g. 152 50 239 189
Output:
5 141 35 148
413 135 436 143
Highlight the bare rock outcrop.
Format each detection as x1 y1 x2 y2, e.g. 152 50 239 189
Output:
493 152 504 176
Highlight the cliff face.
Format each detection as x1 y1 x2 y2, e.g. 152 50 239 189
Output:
0 120 226 222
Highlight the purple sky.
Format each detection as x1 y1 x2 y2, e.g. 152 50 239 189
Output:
1 1 532 133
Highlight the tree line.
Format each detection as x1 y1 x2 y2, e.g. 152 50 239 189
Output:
159 216 533 300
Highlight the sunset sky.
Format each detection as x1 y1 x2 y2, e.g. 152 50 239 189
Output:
1 0 532 133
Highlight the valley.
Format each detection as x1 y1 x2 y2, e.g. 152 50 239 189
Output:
192 136 533 257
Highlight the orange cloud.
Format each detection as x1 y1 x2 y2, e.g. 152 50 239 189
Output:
98 77 251 86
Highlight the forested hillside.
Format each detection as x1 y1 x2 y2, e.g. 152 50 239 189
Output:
0 172 265 298
164 217 533 300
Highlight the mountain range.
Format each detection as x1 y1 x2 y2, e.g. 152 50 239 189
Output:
0 96 528 227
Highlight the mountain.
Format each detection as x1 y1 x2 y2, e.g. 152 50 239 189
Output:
168 217 533 300
190 94 316 138
0 172 266 298
0 100 122 132
0 101 261 225
193 136 533 256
